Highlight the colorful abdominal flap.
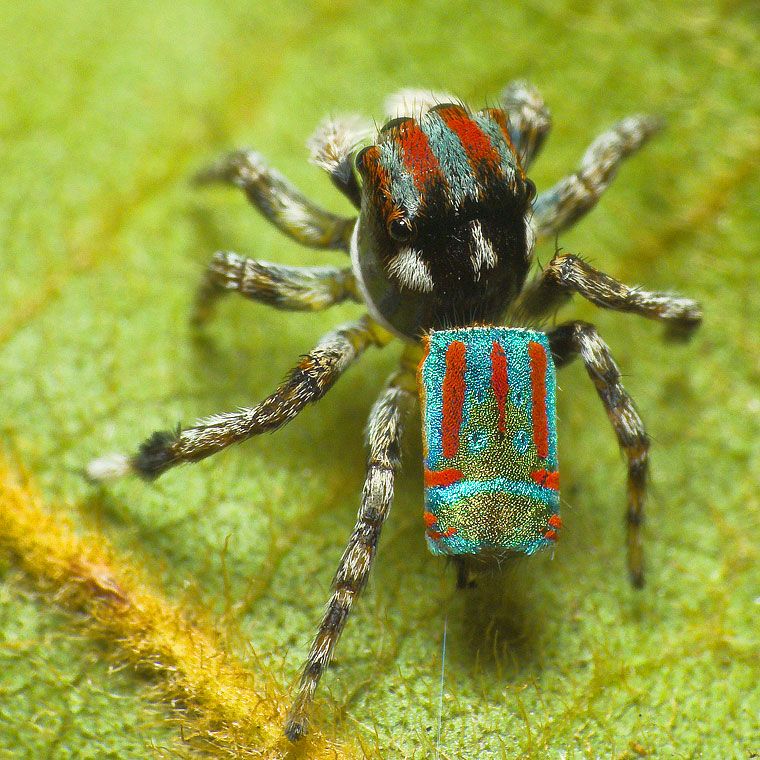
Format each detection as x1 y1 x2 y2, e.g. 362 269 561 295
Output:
418 327 561 558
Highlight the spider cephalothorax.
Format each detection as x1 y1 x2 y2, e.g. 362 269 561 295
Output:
353 103 535 339
86 82 702 742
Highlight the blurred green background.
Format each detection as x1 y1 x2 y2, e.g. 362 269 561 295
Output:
1 1 759 758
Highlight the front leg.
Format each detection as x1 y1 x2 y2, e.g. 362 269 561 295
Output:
86 317 390 482
192 251 359 325
195 149 356 251
518 252 702 337
547 321 649 587
533 114 662 242
284 365 416 741
499 80 552 169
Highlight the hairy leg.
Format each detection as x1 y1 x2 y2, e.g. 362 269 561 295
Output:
192 251 359 325
499 80 552 169
195 149 356 251
533 114 662 242
548 321 649 587
284 355 417 741
516 252 702 338
86 317 392 482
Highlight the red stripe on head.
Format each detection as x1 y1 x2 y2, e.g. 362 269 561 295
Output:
359 145 394 216
441 340 467 459
438 105 501 171
483 108 525 177
528 341 549 459
490 341 509 433
396 120 444 192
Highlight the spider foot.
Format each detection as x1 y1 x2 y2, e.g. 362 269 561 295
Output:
131 428 182 480
283 692 311 742
83 453 132 483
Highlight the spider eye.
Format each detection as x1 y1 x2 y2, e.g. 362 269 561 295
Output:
387 216 414 242
355 145 373 173
524 178 537 204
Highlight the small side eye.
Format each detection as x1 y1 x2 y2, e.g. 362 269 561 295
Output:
355 145 373 173
524 178 537 204
387 216 414 242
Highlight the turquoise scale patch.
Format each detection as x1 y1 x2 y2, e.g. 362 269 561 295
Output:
418 326 560 559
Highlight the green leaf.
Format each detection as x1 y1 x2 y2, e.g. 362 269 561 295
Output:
2 1 760 758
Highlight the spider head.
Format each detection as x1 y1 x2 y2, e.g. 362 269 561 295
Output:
351 104 536 342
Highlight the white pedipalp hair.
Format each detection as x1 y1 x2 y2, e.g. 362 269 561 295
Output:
469 219 498 279
85 453 132 481
307 114 374 182
383 88 459 119
386 247 434 293
525 211 537 260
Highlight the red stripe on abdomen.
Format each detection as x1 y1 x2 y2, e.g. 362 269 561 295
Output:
528 341 549 459
490 341 509 433
441 340 467 459
424 468 464 487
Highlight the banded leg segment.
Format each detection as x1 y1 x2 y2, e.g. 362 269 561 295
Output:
284 357 417 741
517 253 702 336
195 150 356 251
193 251 359 324
127 318 387 480
548 321 649 587
533 114 662 242
499 80 552 169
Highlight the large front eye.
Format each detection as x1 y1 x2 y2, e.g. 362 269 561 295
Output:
388 216 414 242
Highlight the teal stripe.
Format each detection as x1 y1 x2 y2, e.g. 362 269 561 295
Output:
419 111 479 206
427 476 559 509
472 112 518 183
378 140 422 216
426 527 552 557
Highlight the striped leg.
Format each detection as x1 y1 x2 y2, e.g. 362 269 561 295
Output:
86 318 389 482
499 80 552 169
516 253 702 338
533 114 662 242
284 358 417 741
194 150 356 251
192 251 359 325
547 321 649 587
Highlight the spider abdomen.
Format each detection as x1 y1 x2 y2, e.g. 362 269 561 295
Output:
418 326 561 559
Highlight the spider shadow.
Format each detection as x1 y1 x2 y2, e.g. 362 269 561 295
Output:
447 557 548 681
187 203 253 261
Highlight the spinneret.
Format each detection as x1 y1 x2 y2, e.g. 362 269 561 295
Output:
86 82 703 742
